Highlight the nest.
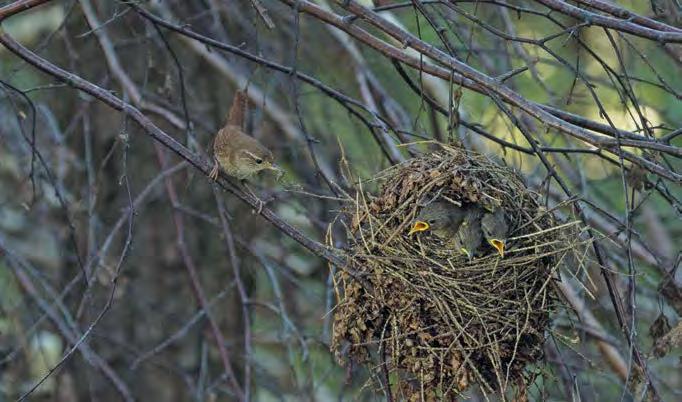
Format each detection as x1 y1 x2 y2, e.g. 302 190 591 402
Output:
331 145 576 400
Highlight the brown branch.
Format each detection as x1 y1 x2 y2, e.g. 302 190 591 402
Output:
278 1 663 396
134 2 680 176
0 0 51 21
274 0 681 183
535 0 682 42
0 29 348 271
249 0 275 29
135 2 395 171
155 144 245 399
336 0 681 152
573 0 682 33
557 280 629 382
214 191 253 401
1 240 134 401
659 255 682 316
533 175 682 320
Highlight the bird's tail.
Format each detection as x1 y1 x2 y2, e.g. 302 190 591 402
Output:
226 89 250 130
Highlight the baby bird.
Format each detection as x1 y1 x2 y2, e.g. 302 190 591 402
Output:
409 201 484 260
481 208 509 257
209 90 280 181
408 200 466 239
454 206 483 260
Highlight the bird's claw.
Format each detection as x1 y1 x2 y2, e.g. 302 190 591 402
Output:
252 194 276 214
209 161 219 181
243 182 269 214
255 198 264 214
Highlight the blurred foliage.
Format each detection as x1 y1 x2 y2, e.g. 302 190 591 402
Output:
0 0 680 401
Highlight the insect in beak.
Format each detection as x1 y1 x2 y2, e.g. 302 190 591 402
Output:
489 239 505 257
408 221 430 236
266 163 283 179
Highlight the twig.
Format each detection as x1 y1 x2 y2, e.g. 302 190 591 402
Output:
0 28 350 271
214 190 253 401
155 144 245 399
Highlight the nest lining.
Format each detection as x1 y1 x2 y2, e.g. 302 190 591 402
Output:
331 146 577 399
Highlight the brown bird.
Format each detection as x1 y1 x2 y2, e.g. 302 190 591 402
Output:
209 90 280 181
481 208 509 257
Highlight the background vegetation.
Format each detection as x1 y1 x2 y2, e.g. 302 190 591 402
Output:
0 0 680 400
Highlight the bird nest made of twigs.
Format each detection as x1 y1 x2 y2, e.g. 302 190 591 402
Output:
331 145 578 400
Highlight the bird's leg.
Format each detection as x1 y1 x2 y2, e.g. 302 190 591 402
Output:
242 181 267 214
209 157 220 181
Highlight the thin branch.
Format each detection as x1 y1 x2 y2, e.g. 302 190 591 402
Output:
274 0 681 182
534 0 682 42
0 28 351 272
0 0 51 21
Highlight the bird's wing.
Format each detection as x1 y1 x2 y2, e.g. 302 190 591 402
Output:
213 126 234 158
215 127 272 161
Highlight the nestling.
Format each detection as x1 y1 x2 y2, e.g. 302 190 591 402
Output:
454 206 483 260
407 200 465 238
408 201 483 259
209 90 281 181
481 208 509 257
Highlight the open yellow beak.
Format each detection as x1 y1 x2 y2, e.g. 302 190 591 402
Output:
408 221 430 236
489 239 505 257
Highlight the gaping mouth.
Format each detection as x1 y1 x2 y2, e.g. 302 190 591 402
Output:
408 221 430 236
489 239 505 257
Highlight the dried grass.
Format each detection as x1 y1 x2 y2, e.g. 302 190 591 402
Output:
330 145 582 400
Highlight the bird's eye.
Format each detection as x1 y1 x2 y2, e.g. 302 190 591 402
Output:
428 219 436 224
255 158 263 164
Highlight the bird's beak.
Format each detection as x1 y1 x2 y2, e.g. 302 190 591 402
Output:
408 220 430 236
267 163 284 181
489 239 505 257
